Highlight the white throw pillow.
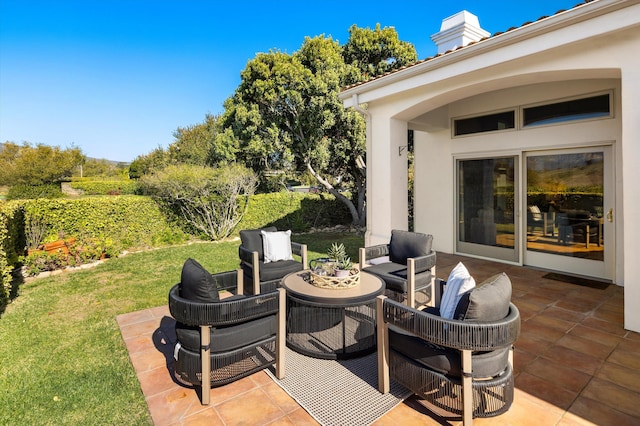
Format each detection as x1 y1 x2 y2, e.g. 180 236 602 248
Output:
440 262 476 319
368 255 390 265
261 230 294 263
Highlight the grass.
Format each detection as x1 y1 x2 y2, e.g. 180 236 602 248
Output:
0 232 363 425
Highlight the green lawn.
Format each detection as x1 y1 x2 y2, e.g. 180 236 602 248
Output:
0 232 363 425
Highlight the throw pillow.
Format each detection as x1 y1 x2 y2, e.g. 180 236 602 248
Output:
439 262 476 319
240 227 277 260
180 258 219 302
453 273 512 322
261 230 294 263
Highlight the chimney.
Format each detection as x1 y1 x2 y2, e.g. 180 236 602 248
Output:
431 11 490 54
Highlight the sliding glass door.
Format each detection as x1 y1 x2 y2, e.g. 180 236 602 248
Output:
456 156 518 262
524 147 613 279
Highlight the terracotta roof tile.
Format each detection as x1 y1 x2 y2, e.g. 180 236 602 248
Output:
342 1 592 91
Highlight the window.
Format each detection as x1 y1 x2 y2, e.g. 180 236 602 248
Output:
454 111 515 136
523 94 610 127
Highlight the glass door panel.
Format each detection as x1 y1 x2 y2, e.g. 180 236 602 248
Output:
524 147 613 279
457 157 518 262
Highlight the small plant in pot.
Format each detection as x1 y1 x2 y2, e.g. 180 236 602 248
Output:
327 243 353 278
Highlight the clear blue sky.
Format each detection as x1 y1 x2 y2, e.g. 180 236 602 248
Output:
1 1 581 162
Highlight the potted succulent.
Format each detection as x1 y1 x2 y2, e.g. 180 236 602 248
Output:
327 243 352 278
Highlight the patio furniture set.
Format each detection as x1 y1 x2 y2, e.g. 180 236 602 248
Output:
168 228 521 424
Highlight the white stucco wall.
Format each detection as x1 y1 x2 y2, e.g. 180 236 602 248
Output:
342 1 640 331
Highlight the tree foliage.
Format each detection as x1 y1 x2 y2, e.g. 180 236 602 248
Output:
219 26 416 226
0 142 84 186
139 164 258 240
169 113 236 166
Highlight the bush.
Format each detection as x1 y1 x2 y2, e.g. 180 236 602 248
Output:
7 184 63 200
140 164 258 240
0 203 25 309
69 180 139 195
236 191 352 233
21 196 188 249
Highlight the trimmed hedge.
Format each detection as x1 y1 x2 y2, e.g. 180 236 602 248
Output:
69 180 139 195
7 184 63 200
0 203 25 308
235 191 352 234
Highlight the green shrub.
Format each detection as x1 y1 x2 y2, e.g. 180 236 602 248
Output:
69 180 139 195
21 196 188 249
7 184 63 200
0 203 25 308
236 192 351 233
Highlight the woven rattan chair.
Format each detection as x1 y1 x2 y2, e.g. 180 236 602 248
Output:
169 261 286 405
359 230 436 308
239 227 308 294
376 274 520 424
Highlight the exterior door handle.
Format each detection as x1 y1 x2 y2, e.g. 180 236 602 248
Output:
606 208 613 223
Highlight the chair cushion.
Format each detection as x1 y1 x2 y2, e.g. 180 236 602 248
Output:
241 259 304 282
453 273 512 322
440 262 475 319
240 227 278 260
175 314 277 353
261 230 294 263
389 230 433 265
365 262 432 294
389 326 510 378
180 258 219 303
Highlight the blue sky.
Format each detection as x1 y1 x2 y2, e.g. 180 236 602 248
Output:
0 1 581 162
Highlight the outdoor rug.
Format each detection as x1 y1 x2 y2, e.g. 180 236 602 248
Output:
266 347 411 426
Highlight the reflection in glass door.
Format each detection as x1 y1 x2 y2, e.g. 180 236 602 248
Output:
525 148 612 279
457 157 518 262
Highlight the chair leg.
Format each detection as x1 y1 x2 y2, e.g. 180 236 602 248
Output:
407 258 416 308
200 325 211 405
376 295 390 393
462 349 473 425
276 288 286 379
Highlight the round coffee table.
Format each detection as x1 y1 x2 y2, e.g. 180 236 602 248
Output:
281 270 385 360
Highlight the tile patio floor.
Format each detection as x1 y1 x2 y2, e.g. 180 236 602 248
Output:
117 253 640 425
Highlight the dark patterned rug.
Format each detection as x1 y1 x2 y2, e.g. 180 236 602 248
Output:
266 347 411 425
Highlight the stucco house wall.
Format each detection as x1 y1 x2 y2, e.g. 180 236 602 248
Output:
340 0 640 332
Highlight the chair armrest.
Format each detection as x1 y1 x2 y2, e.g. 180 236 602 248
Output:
359 244 390 268
409 250 436 274
169 285 280 327
291 242 308 269
238 245 258 265
380 297 520 351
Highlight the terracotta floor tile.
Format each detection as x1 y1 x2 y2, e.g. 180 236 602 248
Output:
616 336 640 353
215 388 285 425
528 313 576 333
515 372 578 410
130 346 169 373
540 345 602 375
146 386 209 426
138 366 180 398
540 306 586 323
489 389 565 426
513 348 537 375
568 324 622 348
607 347 640 370
580 316 627 336
562 396 639 426
524 358 591 393
596 361 640 393
581 378 640 418
520 321 566 343
117 309 154 327
261 380 300 414
206 375 260 406
119 319 162 340
555 333 614 360
555 299 599 314
283 407 321 425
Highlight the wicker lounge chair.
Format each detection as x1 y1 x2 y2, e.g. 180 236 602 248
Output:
359 229 436 308
376 272 520 424
169 259 286 405
239 227 308 294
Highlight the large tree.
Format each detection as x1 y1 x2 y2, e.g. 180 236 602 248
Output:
169 113 236 166
219 25 417 226
0 142 84 186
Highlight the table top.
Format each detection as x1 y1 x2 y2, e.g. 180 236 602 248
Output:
282 270 385 305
